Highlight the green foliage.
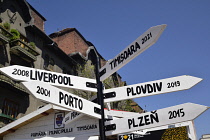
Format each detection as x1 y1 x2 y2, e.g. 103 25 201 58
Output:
103 77 113 89
73 62 96 100
3 22 10 31
10 29 20 40
28 42 37 55
77 62 95 79
29 42 36 49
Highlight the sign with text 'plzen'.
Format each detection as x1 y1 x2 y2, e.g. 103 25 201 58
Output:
105 103 208 136
0 65 97 92
22 81 101 119
99 24 167 81
103 75 202 103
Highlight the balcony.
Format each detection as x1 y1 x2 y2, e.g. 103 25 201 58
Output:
0 26 13 44
0 67 26 93
9 39 40 62
0 113 16 127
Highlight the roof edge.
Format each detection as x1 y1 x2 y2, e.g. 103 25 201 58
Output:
0 104 54 137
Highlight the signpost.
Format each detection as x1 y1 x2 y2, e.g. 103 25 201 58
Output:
1 24 206 140
104 103 208 136
0 65 97 92
99 24 167 81
22 81 101 119
63 96 98 125
103 75 202 103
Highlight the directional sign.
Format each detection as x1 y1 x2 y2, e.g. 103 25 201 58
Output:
63 111 83 125
22 81 101 119
0 65 97 92
132 120 193 135
103 75 202 103
99 24 167 81
105 103 209 136
118 121 194 140
63 95 98 125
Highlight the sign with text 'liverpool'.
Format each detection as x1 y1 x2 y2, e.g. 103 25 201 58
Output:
103 75 202 103
99 24 167 81
0 65 97 92
105 103 208 136
22 81 101 119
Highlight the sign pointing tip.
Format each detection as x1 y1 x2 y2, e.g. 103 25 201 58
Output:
99 24 167 81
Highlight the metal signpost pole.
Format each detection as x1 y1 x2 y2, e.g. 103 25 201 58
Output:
95 53 106 140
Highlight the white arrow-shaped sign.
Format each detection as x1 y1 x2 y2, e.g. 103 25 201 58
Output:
132 120 193 135
105 103 208 136
119 121 196 140
22 81 101 119
103 75 202 103
99 24 167 81
63 111 83 125
0 65 97 92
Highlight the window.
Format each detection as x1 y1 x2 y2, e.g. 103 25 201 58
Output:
2 99 19 119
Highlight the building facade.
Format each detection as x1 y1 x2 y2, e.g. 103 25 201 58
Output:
0 0 143 138
0 0 82 128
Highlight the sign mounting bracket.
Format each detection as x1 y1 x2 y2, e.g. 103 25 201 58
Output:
86 82 97 88
105 124 116 131
103 92 116 99
94 107 101 115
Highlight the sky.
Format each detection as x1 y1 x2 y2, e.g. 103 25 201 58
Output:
27 0 210 139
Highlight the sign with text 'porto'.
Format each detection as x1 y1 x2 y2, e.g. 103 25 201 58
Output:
103 75 202 103
0 65 97 92
22 81 101 119
63 96 98 125
105 103 208 136
99 24 167 81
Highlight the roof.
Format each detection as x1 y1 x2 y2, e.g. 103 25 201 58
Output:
25 25 78 65
49 28 87 42
0 104 54 137
0 104 139 138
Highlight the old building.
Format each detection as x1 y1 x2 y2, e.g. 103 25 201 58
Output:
49 28 143 112
0 0 83 127
0 0 143 139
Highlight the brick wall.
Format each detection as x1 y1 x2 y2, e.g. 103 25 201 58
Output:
30 10 44 32
51 30 89 57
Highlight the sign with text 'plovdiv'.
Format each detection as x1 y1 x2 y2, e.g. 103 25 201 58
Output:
99 24 167 81
105 103 208 136
22 81 101 119
103 75 202 103
0 65 97 92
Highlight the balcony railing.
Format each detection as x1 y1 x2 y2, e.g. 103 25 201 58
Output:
10 39 40 62
0 69 27 93
0 113 16 121
0 26 13 44
0 113 16 127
